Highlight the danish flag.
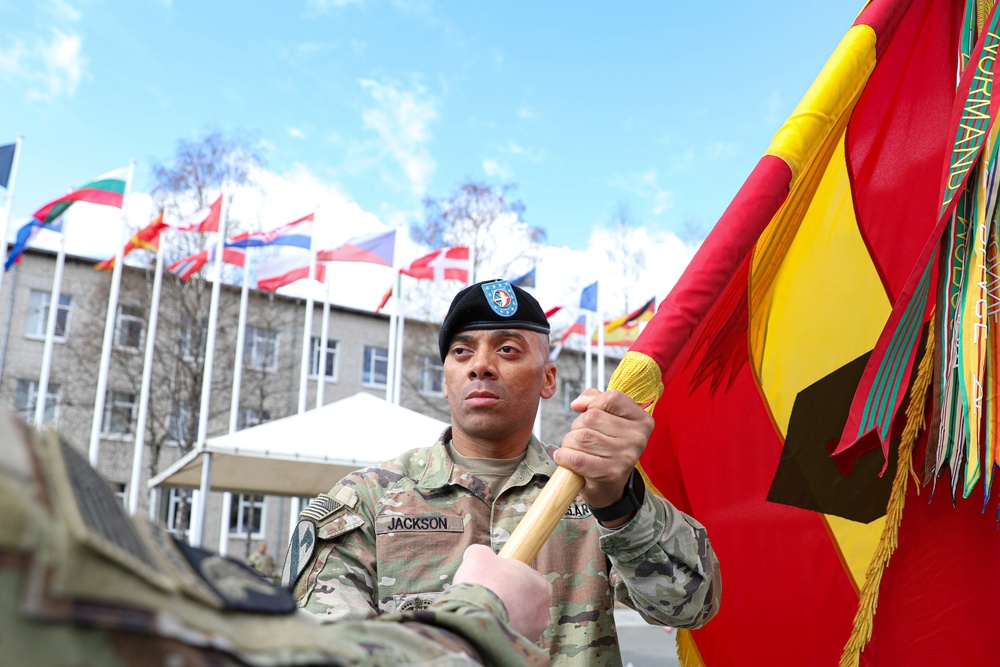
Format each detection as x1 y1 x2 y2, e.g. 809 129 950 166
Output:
400 246 470 282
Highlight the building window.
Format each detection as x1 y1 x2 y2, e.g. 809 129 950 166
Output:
110 482 127 507
25 289 71 339
229 493 265 538
163 488 192 534
418 355 444 396
362 345 388 387
167 401 192 443
177 316 206 362
245 327 279 371
237 407 270 431
309 337 339 380
114 304 145 350
13 379 60 425
562 379 583 412
102 390 137 435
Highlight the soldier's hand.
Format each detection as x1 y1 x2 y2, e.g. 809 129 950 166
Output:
553 388 652 515
453 544 552 642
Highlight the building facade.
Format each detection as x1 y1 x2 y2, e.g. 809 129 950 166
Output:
0 248 620 566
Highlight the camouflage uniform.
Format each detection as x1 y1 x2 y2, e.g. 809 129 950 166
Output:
292 430 721 666
0 410 548 667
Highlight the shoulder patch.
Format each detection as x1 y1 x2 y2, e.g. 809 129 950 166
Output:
300 485 357 523
281 518 317 589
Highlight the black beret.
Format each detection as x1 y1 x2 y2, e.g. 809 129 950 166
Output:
438 279 550 361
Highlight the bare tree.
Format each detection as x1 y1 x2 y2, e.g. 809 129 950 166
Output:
604 199 646 312
414 180 544 282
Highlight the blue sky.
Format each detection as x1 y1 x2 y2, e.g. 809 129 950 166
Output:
1 0 864 313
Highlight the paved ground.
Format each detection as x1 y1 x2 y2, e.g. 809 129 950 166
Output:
615 607 681 667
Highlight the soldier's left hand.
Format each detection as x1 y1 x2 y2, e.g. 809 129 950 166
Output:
552 388 653 510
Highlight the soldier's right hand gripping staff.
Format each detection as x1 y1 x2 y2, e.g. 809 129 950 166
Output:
0 409 551 667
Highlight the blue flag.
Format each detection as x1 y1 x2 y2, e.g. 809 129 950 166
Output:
0 143 15 189
511 266 536 288
579 281 598 312
5 219 63 271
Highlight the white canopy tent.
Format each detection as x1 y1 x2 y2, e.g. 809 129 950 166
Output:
149 392 449 498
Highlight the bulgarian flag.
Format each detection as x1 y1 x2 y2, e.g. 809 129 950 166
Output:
31 167 128 225
594 0 1000 664
95 212 168 271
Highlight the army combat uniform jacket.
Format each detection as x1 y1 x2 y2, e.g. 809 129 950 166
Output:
291 430 721 666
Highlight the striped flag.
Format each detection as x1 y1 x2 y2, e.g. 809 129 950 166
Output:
226 213 314 250
254 254 325 292
167 246 245 281
30 167 128 226
317 229 395 266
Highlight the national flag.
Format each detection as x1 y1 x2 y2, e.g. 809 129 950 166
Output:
316 229 395 266
226 213 314 250
0 143 15 189
95 212 168 271
604 297 655 333
400 246 470 282
579 281 598 312
31 167 128 226
598 0 997 664
166 194 223 233
374 286 393 313
4 218 63 271
254 254 325 292
167 246 246 282
558 314 587 344
511 266 536 288
544 305 563 319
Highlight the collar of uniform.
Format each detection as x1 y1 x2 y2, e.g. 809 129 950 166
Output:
417 429 558 492
417 428 457 490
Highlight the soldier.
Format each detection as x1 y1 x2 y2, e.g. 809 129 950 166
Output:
247 543 277 579
287 279 722 665
0 409 551 666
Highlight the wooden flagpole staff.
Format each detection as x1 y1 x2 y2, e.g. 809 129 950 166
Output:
498 466 584 563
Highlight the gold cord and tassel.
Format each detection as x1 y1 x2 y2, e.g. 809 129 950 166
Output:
838 313 934 667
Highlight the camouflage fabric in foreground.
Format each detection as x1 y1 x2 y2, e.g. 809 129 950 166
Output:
0 410 547 667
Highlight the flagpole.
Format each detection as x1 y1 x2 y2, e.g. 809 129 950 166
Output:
596 283 605 391
128 234 164 514
34 224 66 428
584 311 593 389
297 245 316 415
316 264 331 409
191 192 228 548
89 160 135 467
220 245 251 555
394 311 405 405
385 276 399 403
0 134 23 302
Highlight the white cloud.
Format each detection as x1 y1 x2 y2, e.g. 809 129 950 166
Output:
306 0 366 13
501 139 543 163
287 127 307 139
482 159 510 179
517 105 537 120
0 28 86 101
46 0 81 22
610 170 674 217
359 77 438 195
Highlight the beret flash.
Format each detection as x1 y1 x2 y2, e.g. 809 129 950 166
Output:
438 279 550 361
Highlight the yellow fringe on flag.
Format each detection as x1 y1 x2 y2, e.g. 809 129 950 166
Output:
838 313 934 667
607 351 664 415
676 628 707 667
